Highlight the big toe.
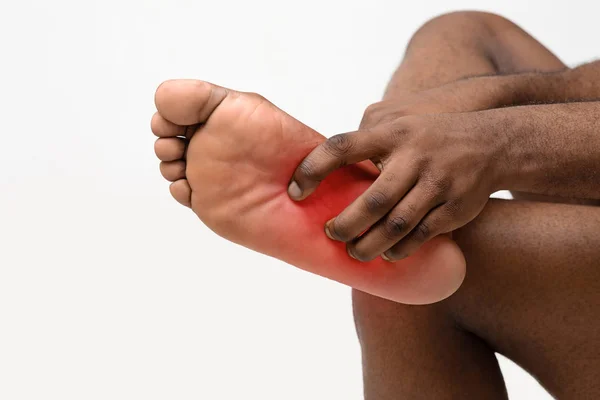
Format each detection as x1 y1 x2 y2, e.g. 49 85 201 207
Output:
154 79 230 126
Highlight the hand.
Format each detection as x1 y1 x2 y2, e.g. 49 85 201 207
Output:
287 112 503 262
360 77 505 130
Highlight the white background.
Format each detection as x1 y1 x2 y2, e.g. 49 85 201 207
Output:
0 0 596 399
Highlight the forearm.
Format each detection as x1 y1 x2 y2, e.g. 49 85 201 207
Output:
490 101 600 199
465 60 600 107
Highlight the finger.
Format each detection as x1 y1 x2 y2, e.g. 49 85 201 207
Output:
288 131 384 200
383 204 452 261
347 185 440 262
325 160 418 243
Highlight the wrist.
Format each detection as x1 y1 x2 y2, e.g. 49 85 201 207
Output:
465 70 570 109
451 74 539 110
479 107 531 193
483 75 525 107
450 76 513 110
496 71 569 105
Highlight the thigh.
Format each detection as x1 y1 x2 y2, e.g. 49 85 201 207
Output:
353 289 508 399
449 200 600 399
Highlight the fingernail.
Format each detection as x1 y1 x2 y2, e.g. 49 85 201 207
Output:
287 180 303 200
324 219 336 240
381 253 393 262
347 247 357 260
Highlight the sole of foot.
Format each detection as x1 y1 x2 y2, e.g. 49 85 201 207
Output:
152 79 465 304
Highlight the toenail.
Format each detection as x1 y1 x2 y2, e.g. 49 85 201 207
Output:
288 180 303 200
347 247 358 260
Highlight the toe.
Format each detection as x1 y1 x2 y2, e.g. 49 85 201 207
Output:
151 112 186 137
155 79 230 126
154 138 186 161
170 179 192 207
160 160 186 181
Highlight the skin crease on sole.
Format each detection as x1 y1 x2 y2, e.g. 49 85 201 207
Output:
152 79 466 305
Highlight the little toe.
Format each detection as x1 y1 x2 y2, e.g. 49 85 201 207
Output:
170 179 192 207
160 160 186 181
151 112 186 137
154 137 187 161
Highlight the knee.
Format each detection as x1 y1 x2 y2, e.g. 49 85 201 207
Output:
421 10 513 30
411 11 516 42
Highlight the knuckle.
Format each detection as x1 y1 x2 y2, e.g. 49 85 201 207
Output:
378 116 395 126
382 215 408 239
413 221 431 240
363 191 390 213
445 199 462 215
389 125 409 140
360 104 379 128
364 103 380 114
414 153 432 168
330 220 352 242
431 176 452 193
388 118 417 140
297 158 321 180
324 134 354 156
361 104 377 120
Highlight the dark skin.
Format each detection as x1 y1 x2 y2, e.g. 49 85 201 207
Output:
287 28 600 262
148 11 598 398
338 11 599 399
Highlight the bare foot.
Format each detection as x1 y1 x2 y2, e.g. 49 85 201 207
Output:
152 80 465 304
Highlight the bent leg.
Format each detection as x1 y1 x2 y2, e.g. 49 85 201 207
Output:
353 290 508 399
356 200 600 399
449 200 600 399
355 11 597 399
